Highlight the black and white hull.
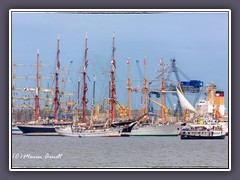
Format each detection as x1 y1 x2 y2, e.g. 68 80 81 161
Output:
180 133 226 139
180 124 226 140
12 126 23 135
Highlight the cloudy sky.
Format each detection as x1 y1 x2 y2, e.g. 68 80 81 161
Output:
11 10 229 111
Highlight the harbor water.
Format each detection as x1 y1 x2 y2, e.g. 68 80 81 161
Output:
11 135 228 169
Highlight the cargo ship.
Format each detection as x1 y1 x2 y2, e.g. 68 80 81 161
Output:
194 85 228 135
178 83 228 140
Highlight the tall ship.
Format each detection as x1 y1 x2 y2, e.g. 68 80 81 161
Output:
56 33 136 137
129 58 181 136
14 36 73 135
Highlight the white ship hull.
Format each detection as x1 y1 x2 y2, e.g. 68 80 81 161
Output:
218 122 228 135
130 124 181 136
56 122 136 137
180 124 226 139
56 127 121 137
12 126 23 135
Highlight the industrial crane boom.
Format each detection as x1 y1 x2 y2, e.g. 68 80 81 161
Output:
148 97 168 110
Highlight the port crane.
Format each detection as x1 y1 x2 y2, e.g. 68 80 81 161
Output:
148 97 169 123
148 58 205 119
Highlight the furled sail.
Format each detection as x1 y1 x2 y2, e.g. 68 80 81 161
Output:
40 88 54 94
176 88 196 112
15 87 35 91
14 96 34 101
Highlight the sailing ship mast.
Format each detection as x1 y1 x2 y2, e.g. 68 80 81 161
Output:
90 75 96 129
110 33 116 122
160 58 165 124
58 64 74 116
75 76 80 125
82 33 88 124
54 35 60 120
12 61 31 121
143 57 148 116
12 54 52 122
60 65 67 97
127 58 132 120
12 61 25 114
34 50 40 121
105 81 111 127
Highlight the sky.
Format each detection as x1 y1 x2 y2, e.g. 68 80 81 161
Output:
11 11 229 112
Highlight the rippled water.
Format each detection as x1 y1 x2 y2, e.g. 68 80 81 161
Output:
11 135 229 169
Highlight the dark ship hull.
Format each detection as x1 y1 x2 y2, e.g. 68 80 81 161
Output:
17 125 58 136
180 134 226 140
